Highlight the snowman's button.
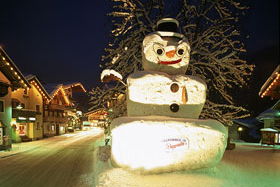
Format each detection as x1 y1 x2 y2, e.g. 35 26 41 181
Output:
170 83 179 92
170 103 179 112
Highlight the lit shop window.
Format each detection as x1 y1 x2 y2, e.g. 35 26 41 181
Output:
275 133 280 144
51 125 55 131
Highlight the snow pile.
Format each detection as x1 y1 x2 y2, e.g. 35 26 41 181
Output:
110 116 227 174
100 69 123 82
94 143 280 187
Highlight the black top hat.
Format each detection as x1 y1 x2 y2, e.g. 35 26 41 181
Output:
156 18 179 32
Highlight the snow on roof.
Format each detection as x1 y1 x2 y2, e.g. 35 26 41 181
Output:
63 82 86 93
260 128 279 132
24 74 51 100
256 107 279 121
233 118 258 128
23 73 35 80
43 83 63 96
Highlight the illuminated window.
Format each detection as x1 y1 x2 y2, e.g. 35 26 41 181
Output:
0 100 4 113
51 125 55 131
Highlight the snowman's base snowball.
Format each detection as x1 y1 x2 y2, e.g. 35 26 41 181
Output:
111 116 227 174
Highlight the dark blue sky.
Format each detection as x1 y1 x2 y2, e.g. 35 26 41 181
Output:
0 0 279 90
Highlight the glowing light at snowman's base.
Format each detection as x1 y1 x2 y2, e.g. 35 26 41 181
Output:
111 116 228 174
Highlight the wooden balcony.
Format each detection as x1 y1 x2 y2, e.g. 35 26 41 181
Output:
12 108 37 118
43 116 67 123
48 104 65 111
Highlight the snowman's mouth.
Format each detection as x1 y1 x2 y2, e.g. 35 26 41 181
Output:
158 58 182 65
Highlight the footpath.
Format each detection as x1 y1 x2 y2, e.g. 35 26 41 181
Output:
0 129 104 158
0 135 62 158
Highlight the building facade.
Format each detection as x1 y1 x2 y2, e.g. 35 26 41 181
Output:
43 84 69 136
0 47 29 148
63 82 87 131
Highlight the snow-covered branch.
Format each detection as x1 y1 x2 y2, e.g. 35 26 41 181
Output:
88 0 254 124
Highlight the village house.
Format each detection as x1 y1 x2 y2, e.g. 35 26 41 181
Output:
258 65 280 145
0 46 29 148
85 108 107 127
11 74 50 142
10 74 51 142
43 84 70 137
1 46 89 147
231 65 280 144
63 82 87 131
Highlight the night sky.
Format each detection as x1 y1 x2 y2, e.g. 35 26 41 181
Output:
0 0 279 91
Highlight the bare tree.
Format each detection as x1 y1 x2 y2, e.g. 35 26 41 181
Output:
88 0 254 124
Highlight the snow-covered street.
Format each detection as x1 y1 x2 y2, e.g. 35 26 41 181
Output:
1 129 280 187
0 128 103 187
96 142 280 187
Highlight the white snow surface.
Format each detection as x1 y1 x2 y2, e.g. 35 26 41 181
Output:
100 69 123 82
110 116 227 174
127 71 206 118
95 142 280 187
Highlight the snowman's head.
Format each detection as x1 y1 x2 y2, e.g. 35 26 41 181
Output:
142 19 190 74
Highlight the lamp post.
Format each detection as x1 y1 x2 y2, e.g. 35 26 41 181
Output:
237 126 243 140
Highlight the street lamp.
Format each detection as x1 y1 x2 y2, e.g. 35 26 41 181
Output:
237 126 243 139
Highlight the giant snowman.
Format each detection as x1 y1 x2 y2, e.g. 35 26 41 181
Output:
102 18 228 174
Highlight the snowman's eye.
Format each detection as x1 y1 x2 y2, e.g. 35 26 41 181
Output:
176 45 187 56
153 44 165 56
178 49 184 55
157 49 163 55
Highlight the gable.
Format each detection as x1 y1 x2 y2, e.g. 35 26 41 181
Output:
49 86 70 106
0 47 30 90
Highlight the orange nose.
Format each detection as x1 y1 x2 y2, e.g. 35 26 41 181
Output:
166 50 175 58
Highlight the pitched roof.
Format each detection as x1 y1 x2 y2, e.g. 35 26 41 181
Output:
43 83 61 96
256 107 279 121
24 74 51 100
259 65 280 99
63 82 86 93
44 83 70 105
233 118 259 128
0 46 30 90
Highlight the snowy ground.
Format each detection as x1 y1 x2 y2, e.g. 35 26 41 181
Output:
0 128 104 187
94 142 280 187
1 130 279 187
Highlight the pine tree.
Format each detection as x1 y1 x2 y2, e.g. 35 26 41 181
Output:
88 0 254 124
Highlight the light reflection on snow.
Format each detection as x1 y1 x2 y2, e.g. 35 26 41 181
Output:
96 142 280 187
